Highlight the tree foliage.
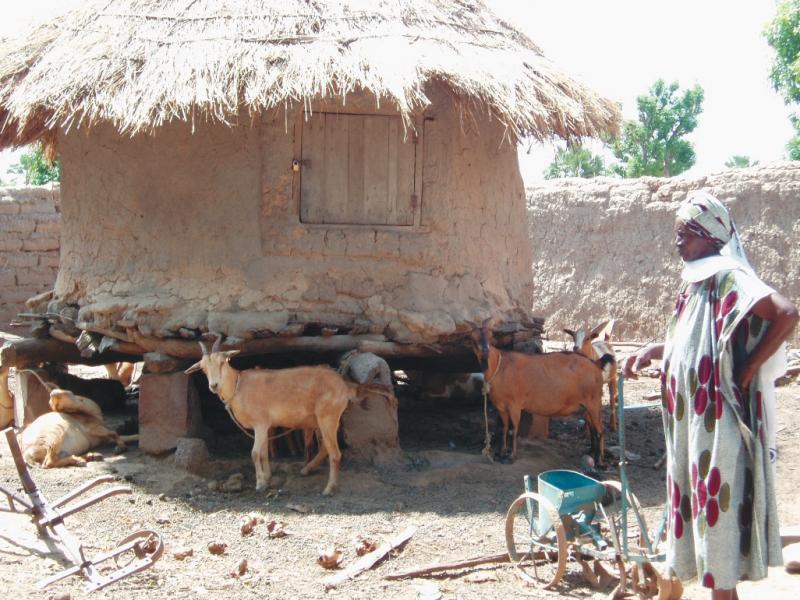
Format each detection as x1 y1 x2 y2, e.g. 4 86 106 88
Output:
766 0 800 105
611 80 704 177
724 155 759 169
544 142 607 179
765 1 800 160
8 143 61 185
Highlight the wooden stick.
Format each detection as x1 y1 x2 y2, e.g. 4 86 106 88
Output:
323 526 416 589
384 552 511 580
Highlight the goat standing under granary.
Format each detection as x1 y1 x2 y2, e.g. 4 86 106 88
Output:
185 338 358 496
564 319 619 431
471 320 612 464
20 388 133 468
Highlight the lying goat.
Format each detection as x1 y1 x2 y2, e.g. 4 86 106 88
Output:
186 338 365 496
20 388 134 468
104 362 138 388
472 319 612 464
564 319 619 431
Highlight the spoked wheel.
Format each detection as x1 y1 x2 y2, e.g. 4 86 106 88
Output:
505 492 567 589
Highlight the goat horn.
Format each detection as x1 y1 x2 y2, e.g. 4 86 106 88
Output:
198 340 208 355
211 333 222 353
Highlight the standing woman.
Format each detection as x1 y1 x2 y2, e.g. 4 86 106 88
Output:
624 191 798 600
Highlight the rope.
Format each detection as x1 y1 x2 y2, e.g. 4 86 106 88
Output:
480 353 502 462
219 371 297 443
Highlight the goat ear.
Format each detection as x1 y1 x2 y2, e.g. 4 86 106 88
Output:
185 361 202 374
223 350 240 360
590 319 610 338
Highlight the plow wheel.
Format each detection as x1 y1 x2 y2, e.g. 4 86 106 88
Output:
505 492 566 589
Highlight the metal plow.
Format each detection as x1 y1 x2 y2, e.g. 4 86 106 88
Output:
0 427 163 591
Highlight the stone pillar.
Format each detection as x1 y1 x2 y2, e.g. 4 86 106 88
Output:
338 351 401 462
13 368 52 427
139 372 202 454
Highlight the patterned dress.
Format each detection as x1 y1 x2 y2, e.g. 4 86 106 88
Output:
661 268 782 589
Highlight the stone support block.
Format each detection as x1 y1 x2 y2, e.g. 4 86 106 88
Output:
139 372 202 454
337 352 400 462
13 368 52 427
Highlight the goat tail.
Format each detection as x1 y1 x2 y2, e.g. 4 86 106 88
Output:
595 353 614 379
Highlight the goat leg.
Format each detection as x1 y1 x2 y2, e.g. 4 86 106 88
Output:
252 427 272 491
318 419 342 497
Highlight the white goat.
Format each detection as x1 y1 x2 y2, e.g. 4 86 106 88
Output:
185 338 361 496
564 319 619 431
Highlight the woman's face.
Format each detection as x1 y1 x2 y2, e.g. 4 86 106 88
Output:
674 222 719 262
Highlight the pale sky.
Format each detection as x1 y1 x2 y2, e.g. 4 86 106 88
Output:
0 0 794 184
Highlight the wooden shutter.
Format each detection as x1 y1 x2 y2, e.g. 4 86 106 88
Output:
299 113 417 225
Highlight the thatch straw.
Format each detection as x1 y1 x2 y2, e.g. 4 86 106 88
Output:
0 0 621 149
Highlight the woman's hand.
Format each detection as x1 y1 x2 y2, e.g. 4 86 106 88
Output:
735 360 758 392
622 343 664 379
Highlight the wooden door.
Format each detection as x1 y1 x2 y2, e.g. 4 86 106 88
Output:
300 113 417 225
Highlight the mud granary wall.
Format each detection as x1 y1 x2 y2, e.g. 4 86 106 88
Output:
528 162 800 345
51 85 534 343
0 187 60 329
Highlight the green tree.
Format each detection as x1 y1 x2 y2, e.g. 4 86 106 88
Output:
724 155 759 169
765 1 800 159
544 142 607 179
611 80 704 177
8 143 61 185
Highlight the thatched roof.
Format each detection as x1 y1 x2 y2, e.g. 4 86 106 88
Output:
0 0 621 150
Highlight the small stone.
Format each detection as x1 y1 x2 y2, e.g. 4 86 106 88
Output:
174 438 210 474
156 514 170 524
220 473 244 493
158 493 167 501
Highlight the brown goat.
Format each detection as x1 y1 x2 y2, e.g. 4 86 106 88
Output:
185 338 361 496
20 388 133 468
564 319 619 431
104 362 137 388
471 320 610 464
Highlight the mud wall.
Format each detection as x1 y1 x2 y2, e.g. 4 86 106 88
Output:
54 84 533 343
0 187 60 329
527 163 800 345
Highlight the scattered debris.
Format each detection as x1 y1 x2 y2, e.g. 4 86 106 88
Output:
173 547 194 561
240 514 263 536
323 526 417 589
353 536 377 556
317 546 344 570
287 503 310 514
230 558 248 578
207 541 227 555
266 520 289 538
156 514 170 524
386 551 508 580
413 581 443 600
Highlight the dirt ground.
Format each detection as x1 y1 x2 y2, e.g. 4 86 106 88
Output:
1 357 799 600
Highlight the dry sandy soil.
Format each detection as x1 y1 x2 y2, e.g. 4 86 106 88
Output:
1 357 799 600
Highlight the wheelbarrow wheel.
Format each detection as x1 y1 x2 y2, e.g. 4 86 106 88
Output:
505 492 567 589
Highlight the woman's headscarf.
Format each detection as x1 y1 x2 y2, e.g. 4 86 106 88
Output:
676 190 735 250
